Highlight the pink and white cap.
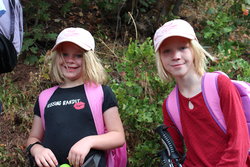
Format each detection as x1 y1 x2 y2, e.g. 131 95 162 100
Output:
52 27 95 51
153 19 197 52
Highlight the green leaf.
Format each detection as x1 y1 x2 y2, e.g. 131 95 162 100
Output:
24 55 39 65
207 8 216 14
223 27 233 33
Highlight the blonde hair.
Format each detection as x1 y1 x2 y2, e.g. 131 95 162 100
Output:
156 39 214 82
49 50 107 85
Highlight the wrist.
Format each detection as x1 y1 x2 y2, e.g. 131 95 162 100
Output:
80 136 94 148
26 141 42 155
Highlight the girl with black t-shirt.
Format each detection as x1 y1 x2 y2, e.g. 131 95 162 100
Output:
26 28 125 167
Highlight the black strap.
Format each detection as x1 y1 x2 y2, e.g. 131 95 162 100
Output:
155 125 186 166
9 0 15 42
81 153 102 167
166 125 186 164
26 141 42 167
26 141 43 154
0 33 17 73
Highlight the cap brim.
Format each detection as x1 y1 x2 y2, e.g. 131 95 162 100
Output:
155 33 196 52
51 40 92 52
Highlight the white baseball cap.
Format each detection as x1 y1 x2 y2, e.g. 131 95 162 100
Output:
153 19 197 52
52 27 95 51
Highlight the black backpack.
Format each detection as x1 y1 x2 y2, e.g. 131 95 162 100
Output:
0 34 17 73
0 0 23 73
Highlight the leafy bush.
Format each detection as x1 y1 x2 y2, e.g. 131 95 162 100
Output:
201 1 249 82
202 11 235 46
22 0 58 65
110 38 174 166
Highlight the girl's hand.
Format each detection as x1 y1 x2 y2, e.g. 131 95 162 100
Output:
31 144 58 167
68 137 92 167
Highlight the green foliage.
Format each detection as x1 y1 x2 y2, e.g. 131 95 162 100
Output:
202 11 235 45
132 140 161 166
110 38 173 166
22 1 57 65
201 1 249 83
0 75 35 166
208 41 250 82
22 31 57 65
0 143 28 166
138 0 157 13
0 74 38 113
83 0 125 13
25 0 51 22
0 76 25 108
0 145 11 163
92 0 156 13
61 2 73 17
202 0 249 45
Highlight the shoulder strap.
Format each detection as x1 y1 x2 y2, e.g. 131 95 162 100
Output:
38 86 59 130
84 83 104 134
202 72 227 133
85 83 127 167
9 0 15 41
166 86 183 134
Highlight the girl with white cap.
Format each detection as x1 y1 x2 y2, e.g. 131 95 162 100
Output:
26 28 126 167
154 19 249 166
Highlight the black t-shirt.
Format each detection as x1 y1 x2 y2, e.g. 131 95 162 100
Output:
34 84 118 166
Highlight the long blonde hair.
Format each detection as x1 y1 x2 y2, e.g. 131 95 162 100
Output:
49 50 107 85
155 39 214 82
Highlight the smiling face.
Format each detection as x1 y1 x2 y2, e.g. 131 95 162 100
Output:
58 42 85 85
159 36 195 79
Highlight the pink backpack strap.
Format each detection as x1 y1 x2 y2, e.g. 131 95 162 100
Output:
84 83 105 134
38 86 59 130
166 86 183 134
202 72 227 133
85 83 127 167
110 144 127 167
